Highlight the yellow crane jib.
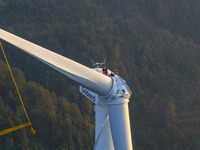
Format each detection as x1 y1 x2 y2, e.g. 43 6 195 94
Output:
0 41 35 136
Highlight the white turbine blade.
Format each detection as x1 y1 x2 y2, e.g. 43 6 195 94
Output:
108 103 133 150
0 28 113 96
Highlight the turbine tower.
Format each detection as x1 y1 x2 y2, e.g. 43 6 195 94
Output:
0 29 133 150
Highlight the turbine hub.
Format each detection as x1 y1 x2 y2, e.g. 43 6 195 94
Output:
103 75 132 105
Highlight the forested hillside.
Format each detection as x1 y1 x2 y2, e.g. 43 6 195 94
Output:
0 0 200 149
0 61 94 149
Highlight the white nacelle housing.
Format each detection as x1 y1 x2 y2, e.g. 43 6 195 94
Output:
80 67 132 105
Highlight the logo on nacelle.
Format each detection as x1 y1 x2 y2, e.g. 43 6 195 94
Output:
79 86 98 103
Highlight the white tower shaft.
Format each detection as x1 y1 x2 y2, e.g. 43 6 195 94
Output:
108 102 133 150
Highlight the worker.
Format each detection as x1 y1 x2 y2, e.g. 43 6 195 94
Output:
102 66 108 76
102 66 115 77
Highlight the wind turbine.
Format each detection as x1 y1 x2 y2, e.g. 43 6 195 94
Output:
0 28 133 150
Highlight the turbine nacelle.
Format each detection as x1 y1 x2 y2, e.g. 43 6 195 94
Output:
80 67 132 105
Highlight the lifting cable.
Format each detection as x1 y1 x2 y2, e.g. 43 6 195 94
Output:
0 41 39 149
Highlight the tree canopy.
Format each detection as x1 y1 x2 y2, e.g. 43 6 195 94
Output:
0 0 200 149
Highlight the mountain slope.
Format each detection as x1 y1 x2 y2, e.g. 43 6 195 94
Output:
0 0 200 149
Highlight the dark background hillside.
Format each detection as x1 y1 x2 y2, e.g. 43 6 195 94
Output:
0 0 200 149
